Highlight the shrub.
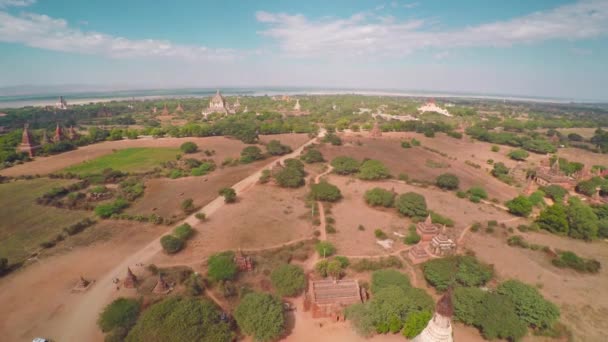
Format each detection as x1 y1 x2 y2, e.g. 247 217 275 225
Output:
180 141 198 154
191 161 216 176
358 159 391 180
173 223 194 240
430 211 455 227
160 235 184 254
402 310 432 338
456 190 467 198
370 269 410 294
404 228 421 245
266 140 292 156
395 192 427 217
180 198 195 214
207 251 238 282
219 187 236 203
541 185 568 202
125 297 232 342
259 169 272 183
331 156 360 175
168 169 183 179
497 280 560 329
351 256 402 272
98 297 140 333
322 133 342 146
476 293 528 341
491 145 500 152
374 229 388 239
453 286 486 325
310 181 342 202
300 148 324 163
552 251 601 273
270 264 306 297
95 199 129 218
195 212 206 221
274 164 305 188
401 141 411 148
491 162 510 177
506 196 533 217
508 149 529 161
363 188 394 208
315 241 336 257
436 173 459 190
234 292 284 342
467 186 488 199
411 138 421 146
240 146 264 164
184 273 204 296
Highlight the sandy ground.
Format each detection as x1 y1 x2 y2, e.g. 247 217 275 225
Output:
0 221 163 342
465 230 608 341
149 183 314 266
0 133 310 177
320 132 519 202
325 175 513 256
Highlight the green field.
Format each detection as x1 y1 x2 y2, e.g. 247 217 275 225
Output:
0 178 91 264
63 147 180 175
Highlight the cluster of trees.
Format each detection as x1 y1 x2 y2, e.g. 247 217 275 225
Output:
219 187 237 203
536 197 608 240
234 292 285 342
422 256 494 292
435 173 459 190
274 158 306 188
270 264 306 297
160 223 195 254
266 140 292 156
364 187 396 207
345 269 434 338
466 125 557 154
330 156 391 180
315 256 349 278
310 181 342 202
300 147 324 163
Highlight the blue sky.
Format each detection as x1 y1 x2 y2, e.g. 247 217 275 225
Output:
0 0 607 100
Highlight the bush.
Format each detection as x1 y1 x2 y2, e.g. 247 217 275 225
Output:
506 196 533 217
207 251 238 282
401 141 411 148
315 241 336 257
184 273 205 296
95 199 129 218
180 198 195 214
331 156 360 175
219 187 236 203
234 292 284 342
240 146 264 163
274 164 305 188
323 133 342 146
404 226 421 245
98 297 140 333
541 185 568 202
374 229 388 239
491 162 510 177
180 141 198 154
300 148 324 163
476 293 528 341
508 149 529 161
266 140 292 156
370 269 410 294
552 251 601 273
191 161 216 176
491 145 500 152
436 173 459 190
395 192 427 217
173 223 194 240
497 280 560 329
160 235 184 254
351 256 402 272
402 311 432 338
270 264 306 297
310 181 342 202
126 296 232 342
467 186 488 200
358 159 391 180
364 188 395 207
195 212 206 221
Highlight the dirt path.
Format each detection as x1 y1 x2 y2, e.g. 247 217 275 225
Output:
56 131 324 341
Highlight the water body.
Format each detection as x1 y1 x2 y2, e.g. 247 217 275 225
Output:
0 87 599 109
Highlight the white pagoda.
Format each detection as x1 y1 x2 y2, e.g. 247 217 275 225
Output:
413 292 454 342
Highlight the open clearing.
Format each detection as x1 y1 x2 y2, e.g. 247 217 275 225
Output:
0 133 310 177
62 147 179 175
319 132 519 202
0 178 90 264
325 175 513 256
150 182 314 266
465 229 608 341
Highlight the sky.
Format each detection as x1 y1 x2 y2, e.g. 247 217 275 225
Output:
0 0 607 100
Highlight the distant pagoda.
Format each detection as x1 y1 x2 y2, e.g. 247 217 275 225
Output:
162 104 169 115
123 267 137 288
293 99 301 111
17 124 40 157
55 96 68 110
175 102 184 113
52 123 63 143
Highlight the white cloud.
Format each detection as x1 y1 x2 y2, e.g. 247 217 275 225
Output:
0 11 239 61
0 0 34 8
257 0 608 57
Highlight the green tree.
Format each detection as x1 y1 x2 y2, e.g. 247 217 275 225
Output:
364 187 395 207
126 297 232 342
180 141 198 154
402 310 432 338
467 186 488 199
180 198 195 214
371 269 411 294
506 196 533 217
173 223 194 240
497 280 560 329
541 185 568 202
491 162 510 177
300 148 324 163
475 293 527 341
508 149 529 161
358 159 391 180
576 179 599 197
98 297 140 333
234 292 285 342
240 146 264 163
536 204 569 235
270 264 306 297
453 287 486 325
310 181 342 202
315 241 336 257
395 192 428 218
266 140 292 156
331 156 360 175
219 187 237 203
326 259 344 279
436 173 460 190
207 251 238 282
160 235 184 254
274 163 305 188
567 198 599 240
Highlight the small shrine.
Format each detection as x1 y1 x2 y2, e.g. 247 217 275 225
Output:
416 215 440 241
123 267 137 288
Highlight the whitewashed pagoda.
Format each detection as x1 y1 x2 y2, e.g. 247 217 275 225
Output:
413 292 454 342
55 96 68 110
293 99 301 111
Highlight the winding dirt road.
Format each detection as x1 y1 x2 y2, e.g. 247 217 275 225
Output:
56 131 324 341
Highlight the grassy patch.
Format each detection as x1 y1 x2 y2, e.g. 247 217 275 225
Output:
0 178 90 263
63 147 179 175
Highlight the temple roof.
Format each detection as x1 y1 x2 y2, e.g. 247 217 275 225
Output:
310 279 361 306
436 290 454 317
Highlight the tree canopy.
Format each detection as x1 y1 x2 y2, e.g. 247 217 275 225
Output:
364 187 395 207
266 140 292 156
506 196 533 217
240 146 264 163
331 156 360 175
234 292 285 342
270 264 306 297
98 297 140 333
180 141 198 154
358 159 391 180
207 251 238 282
436 173 460 190
395 192 428 218
310 181 342 202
